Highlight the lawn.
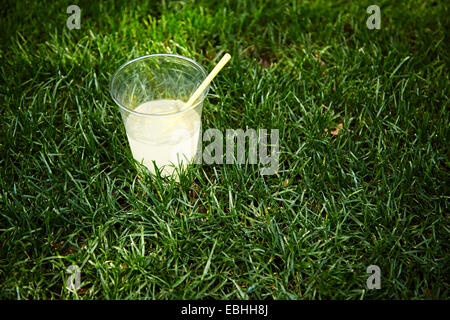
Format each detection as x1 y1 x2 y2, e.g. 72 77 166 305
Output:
0 0 448 299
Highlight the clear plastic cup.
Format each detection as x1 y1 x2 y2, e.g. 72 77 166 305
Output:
110 54 209 177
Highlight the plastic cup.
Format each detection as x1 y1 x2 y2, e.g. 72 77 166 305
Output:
109 54 209 177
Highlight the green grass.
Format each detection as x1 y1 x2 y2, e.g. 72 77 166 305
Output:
0 0 449 299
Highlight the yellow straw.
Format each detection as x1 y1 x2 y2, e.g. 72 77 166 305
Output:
184 53 231 109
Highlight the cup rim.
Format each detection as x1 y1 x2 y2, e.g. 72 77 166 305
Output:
109 53 210 118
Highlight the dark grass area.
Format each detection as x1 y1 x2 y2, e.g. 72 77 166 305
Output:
0 0 449 299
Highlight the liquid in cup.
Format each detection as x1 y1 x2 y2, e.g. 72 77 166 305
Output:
123 99 202 176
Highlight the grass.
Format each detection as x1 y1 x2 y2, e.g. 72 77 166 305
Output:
0 0 449 299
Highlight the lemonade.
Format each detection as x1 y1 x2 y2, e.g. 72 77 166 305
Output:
123 99 201 176
110 54 212 179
